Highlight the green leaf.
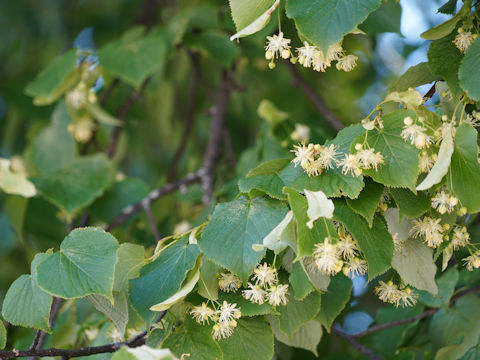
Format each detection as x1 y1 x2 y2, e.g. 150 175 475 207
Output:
31 101 76 174
346 178 384 227
438 0 457 15
373 304 424 358
88 292 129 336
0 321 5 349
301 259 331 291
276 292 321 338
268 316 322 356
98 27 168 88
289 261 315 300
130 238 200 322
199 196 287 283
1 273 52 332
229 0 275 30
462 344 480 360
162 317 222 360
418 268 458 308
428 31 464 96
390 188 431 218
25 49 79 105
390 62 441 92
385 209 438 294
114 243 146 293
260 211 296 254
430 295 480 358
246 158 291 178
218 291 277 317
257 100 289 128
359 0 402 35
421 0 471 40
112 345 177 360
333 200 393 280
185 30 239 68
0 159 36 198
286 0 381 52
448 124 480 213
198 259 220 301
36 227 119 300
284 187 337 258
352 110 420 190
32 154 113 216
219 318 273 360
316 274 352 331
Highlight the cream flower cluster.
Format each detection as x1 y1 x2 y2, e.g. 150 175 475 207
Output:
265 33 358 73
410 216 445 248
189 298 242 340
453 27 477 54
375 281 418 308
400 116 432 149
242 263 289 306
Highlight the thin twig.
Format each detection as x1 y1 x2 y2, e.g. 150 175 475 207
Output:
142 201 161 242
423 81 437 100
105 171 203 231
331 325 383 360
167 52 201 181
351 285 480 338
201 70 233 204
286 61 344 131
106 78 151 158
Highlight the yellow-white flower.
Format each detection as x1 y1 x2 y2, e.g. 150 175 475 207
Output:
190 302 215 324
217 301 241 324
339 154 362 176
337 234 358 260
451 226 470 250
431 190 458 214
313 238 343 275
253 263 278 287
313 51 331 72
401 120 432 149
291 143 314 169
356 148 385 170
453 28 477 53
296 42 318 68
419 151 436 173
242 283 267 304
375 280 398 304
212 321 235 340
291 124 311 143
463 251 480 271
336 55 358 72
326 43 345 61
266 284 289 306
66 87 87 109
318 144 339 169
218 272 242 293
410 217 444 248
395 287 418 308
343 258 367 279
265 32 291 60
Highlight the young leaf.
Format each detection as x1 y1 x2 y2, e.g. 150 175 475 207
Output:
353 110 420 190
0 159 36 198
276 292 321 338
334 200 393 280
130 238 200 322
346 178 384 227
162 317 222 360
199 196 287 284
285 0 382 53
304 190 334 229
289 261 315 300
198 259 220 301
25 49 79 106
88 292 129 336
389 62 441 92
32 154 113 216
421 0 472 40
268 316 322 356
218 318 274 360
260 211 296 254
229 0 278 40
36 227 119 300
113 243 146 293
448 124 480 213
416 127 454 191
284 187 337 258
316 274 352 331
98 27 168 88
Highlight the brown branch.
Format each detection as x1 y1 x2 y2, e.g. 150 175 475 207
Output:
351 285 480 338
167 52 201 181
105 171 203 231
106 78 151 159
27 297 63 360
201 70 233 204
331 325 383 360
286 62 344 132
142 201 161 243
423 81 437 100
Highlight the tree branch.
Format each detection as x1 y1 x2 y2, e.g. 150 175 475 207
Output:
423 81 437 100
201 70 233 204
105 171 203 231
351 285 480 338
142 200 161 243
286 62 344 132
167 52 201 181
331 325 383 360
106 78 151 159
